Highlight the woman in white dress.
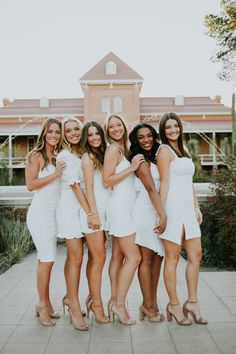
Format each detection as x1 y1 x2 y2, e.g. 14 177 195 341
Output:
56 116 92 331
129 123 167 323
80 121 110 324
157 112 207 325
103 113 144 325
26 117 66 326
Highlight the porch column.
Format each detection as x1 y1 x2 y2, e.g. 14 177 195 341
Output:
8 135 13 183
212 131 217 165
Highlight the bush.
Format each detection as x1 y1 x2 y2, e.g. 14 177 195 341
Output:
0 218 34 274
200 161 236 269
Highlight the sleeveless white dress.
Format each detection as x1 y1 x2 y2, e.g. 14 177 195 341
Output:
27 165 60 262
107 155 136 237
133 162 164 256
80 169 111 234
56 149 84 239
158 145 201 245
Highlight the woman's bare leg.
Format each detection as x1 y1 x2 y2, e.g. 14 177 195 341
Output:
109 237 124 301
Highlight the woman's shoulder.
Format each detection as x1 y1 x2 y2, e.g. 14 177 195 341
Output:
57 149 71 158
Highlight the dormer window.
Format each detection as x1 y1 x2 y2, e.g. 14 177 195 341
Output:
106 61 117 75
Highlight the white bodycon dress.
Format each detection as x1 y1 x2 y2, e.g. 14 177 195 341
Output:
27 165 60 262
107 155 136 237
133 162 164 255
158 145 201 245
56 149 84 239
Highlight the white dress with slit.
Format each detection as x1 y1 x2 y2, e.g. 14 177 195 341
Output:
27 165 60 262
158 145 201 245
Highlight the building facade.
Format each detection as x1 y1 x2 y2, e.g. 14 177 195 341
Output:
0 52 232 183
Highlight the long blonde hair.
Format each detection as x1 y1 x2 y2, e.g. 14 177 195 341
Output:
27 117 61 169
59 115 83 153
103 113 129 157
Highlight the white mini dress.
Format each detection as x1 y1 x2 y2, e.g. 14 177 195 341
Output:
133 162 164 256
158 145 201 245
80 169 111 234
27 165 60 262
107 155 136 237
56 149 84 239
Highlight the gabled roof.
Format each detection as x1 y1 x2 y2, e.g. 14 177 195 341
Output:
80 52 143 82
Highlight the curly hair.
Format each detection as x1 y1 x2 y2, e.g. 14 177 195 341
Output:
129 123 160 163
81 121 107 171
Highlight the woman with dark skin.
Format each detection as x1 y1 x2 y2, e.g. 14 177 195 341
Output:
157 112 207 325
129 123 167 322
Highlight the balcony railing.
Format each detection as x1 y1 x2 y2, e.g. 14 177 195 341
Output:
0 157 25 168
198 154 226 165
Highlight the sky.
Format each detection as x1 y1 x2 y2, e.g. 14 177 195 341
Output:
0 0 235 108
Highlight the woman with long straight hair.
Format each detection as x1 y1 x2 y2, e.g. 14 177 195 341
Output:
80 121 110 324
56 116 92 331
26 117 65 326
157 112 207 325
103 113 144 325
129 123 167 323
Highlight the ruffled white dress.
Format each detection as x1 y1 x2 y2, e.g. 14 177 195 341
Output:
56 149 84 239
133 162 164 255
80 169 111 234
27 165 60 262
158 145 201 245
107 155 136 237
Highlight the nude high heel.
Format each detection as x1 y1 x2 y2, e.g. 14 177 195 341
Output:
166 303 191 326
86 298 110 323
110 302 136 325
62 295 86 316
139 305 165 323
35 305 55 327
68 308 89 331
183 301 208 324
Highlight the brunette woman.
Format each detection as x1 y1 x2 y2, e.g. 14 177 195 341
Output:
103 113 144 325
56 116 92 331
26 117 65 326
129 123 167 323
80 121 111 323
157 112 207 325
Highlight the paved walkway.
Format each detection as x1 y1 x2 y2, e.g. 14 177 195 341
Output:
0 244 236 354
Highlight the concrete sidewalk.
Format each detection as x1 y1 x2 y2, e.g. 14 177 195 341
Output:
0 244 235 354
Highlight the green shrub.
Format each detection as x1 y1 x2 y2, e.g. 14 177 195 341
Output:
200 161 236 269
0 218 34 274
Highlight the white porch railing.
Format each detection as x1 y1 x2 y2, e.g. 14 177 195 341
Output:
198 154 226 165
0 157 25 168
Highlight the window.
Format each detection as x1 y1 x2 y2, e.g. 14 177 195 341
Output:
106 61 117 75
40 97 49 108
175 95 184 106
113 97 122 112
102 97 110 113
28 137 35 153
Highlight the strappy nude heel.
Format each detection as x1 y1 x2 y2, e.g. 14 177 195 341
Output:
86 298 110 323
68 308 89 331
110 302 136 325
62 295 86 316
139 305 165 323
35 305 55 327
166 303 191 326
183 301 208 324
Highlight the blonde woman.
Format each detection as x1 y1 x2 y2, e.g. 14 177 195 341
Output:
103 113 144 325
56 116 92 331
80 121 110 323
26 117 65 326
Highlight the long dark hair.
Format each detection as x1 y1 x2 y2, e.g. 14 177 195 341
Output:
27 117 61 169
159 112 190 158
81 121 107 170
129 123 160 163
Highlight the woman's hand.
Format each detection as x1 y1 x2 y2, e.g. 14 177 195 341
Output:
54 161 66 177
131 154 145 171
154 213 167 235
90 214 101 230
195 207 203 225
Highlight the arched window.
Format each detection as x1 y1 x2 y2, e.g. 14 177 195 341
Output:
113 97 122 112
106 61 117 75
102 97 110 113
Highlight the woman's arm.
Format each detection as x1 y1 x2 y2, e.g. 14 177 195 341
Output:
103 144 144 188
136 161 167 234
25 153 65 191
156 146 172 206
82 153 101 230
193 184 203 224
